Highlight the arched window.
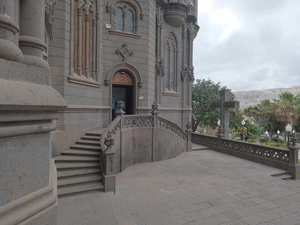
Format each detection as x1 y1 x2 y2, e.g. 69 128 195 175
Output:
116 7 123 31
164 33 177 91
72 0 98 79
115 4 134 33
106 0 143 37
125 10 133 33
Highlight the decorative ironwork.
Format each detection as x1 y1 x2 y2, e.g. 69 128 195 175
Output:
191 133 218 147
123 116 154 128
158 117 188 141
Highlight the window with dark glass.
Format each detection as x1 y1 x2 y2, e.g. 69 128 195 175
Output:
115 4 135 33
116 7 123 31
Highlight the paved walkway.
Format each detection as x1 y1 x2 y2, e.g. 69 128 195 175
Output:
58 150 300 225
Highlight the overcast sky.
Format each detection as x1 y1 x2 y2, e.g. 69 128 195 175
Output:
193 0 300 92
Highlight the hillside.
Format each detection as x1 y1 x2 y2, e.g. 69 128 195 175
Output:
233 86 300 110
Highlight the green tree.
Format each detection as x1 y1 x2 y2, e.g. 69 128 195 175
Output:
192 79 223 130
244 99 276 137
272 92 299 125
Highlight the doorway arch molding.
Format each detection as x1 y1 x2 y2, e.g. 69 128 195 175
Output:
104 61 143 88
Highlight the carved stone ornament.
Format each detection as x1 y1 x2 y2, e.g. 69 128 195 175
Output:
84 0 93 13
104 79 110 86
138 82 143 88
45 0 57 39
151 101 159 115
115 43 134 62
181 66 194 81
155 58 165 77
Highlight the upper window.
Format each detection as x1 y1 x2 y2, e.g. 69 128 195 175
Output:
164 33 177 91
106 0 143 38
72 0 97 79
115 3 135 33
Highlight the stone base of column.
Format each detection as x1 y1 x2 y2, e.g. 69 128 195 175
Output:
19 36 49 70
0 14 23 62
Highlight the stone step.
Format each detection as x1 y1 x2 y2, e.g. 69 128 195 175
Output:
56 162 100 170
76 140 100 146
81 135 100 141
58 174 102 187
55 155 99 163
57 168 101 178
61 149 100 157
70 144 100 151
85 131 102 137
271 172 292 180
58 182 103 197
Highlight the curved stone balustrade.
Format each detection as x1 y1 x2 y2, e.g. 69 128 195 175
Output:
158 116 188 141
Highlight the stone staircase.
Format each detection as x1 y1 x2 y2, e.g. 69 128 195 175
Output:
55 130 104 197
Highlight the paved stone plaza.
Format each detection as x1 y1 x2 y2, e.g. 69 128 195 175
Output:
58 150 300 225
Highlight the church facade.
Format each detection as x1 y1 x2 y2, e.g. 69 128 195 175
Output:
0 0 198 224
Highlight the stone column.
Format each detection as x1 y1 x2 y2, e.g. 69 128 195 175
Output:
0 0 23 62
92 17 96 78
19 0 49 69
84 1 92 78
76 0 84 76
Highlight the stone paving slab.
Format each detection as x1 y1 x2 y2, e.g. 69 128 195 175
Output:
192 143 210 151
57 192 136 225
58 150 300 225
116 150 300 225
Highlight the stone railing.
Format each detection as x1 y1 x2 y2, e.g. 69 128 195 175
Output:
158 117 188 141
192 133 300 180
100 101 192 192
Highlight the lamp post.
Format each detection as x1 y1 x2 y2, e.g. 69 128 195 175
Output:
241 119 245 141
265 130 269 145
277 130 280 147
285 124 292 148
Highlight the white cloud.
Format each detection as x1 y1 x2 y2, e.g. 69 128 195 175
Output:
193 0 300 92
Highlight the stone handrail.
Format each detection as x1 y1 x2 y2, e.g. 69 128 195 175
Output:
100 116 121 152
191 133 218 148
192 133 299 179
221 139 290 163
158 116 188 141
123 115 154 128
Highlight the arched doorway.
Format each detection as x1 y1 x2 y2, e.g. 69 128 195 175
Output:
112 71 135 114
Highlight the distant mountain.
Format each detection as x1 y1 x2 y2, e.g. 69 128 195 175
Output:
233 86 300 110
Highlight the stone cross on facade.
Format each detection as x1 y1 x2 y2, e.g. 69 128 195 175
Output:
212 89 239 138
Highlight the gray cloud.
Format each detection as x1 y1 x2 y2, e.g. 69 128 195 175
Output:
194 0 300 91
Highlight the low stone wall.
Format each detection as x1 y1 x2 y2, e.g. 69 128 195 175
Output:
100 111 192 192
192 133 300 180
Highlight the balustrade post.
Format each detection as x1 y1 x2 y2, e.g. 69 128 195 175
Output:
186 121 192 152
116 101 125 129
102 131 116 193
288 137 298 166
217 125 224 152
151 101 159 127
287 136 299 180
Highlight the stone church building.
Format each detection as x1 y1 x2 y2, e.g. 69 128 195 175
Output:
0 0 198 224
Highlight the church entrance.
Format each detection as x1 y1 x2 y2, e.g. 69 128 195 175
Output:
112 71 134 115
